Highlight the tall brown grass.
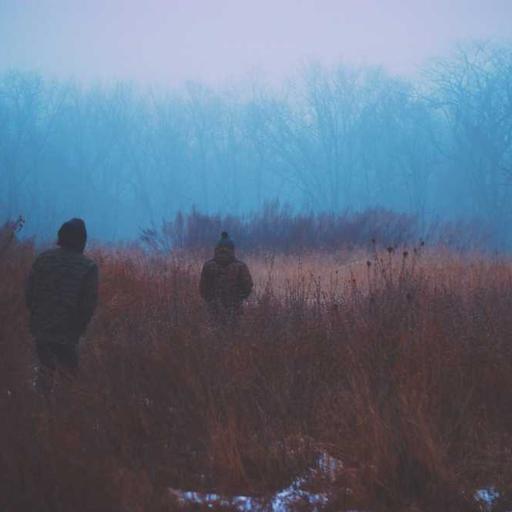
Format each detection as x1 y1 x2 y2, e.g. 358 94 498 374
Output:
1 231 511 511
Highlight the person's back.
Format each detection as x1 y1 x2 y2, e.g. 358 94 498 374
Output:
200 232 253 320
27 247 97 342
26 218 98 391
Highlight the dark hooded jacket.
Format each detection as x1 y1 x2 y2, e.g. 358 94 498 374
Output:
26 219 98 343
199 244 253 309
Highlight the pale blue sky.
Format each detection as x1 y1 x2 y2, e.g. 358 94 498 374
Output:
1 0 511 85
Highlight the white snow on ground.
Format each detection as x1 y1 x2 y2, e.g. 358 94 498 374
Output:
169 454 506 511
475 488 500 511
170 483 328 512
169 451 342 511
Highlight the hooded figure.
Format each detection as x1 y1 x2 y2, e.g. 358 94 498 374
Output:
199 232 253 321
26 218 98 392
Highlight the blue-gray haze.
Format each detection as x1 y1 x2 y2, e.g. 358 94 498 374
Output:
1 1 512 245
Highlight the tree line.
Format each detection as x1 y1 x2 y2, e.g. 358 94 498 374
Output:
1 42 511 246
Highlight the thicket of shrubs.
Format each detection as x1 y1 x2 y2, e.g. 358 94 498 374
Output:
1 219 511 511
140 203 492 254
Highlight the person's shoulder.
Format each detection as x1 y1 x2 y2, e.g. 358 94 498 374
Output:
53 248 96 268
33 247 60 265
203 258 217 269
36 247 60 258
77 252 97 271
234 259 249 269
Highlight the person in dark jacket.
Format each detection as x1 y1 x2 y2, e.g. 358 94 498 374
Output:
199 232 253 323
26 218 98 392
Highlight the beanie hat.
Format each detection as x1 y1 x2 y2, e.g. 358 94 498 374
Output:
216 231 235 250
57 218 87 253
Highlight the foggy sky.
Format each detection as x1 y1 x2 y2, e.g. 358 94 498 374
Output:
1 0 511 86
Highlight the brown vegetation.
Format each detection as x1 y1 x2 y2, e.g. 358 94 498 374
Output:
1 227 511 511
140 204 492 254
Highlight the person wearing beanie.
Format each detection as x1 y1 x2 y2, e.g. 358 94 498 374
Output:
216 231 235 250
199 231 253 323
26 218 98 393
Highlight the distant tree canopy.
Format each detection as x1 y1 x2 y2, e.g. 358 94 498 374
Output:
1 41 512 246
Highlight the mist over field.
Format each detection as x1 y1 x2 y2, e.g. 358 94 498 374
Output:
1 1 512 246
3 3 512 511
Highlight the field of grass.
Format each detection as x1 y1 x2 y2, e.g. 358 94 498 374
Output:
1 231 512 511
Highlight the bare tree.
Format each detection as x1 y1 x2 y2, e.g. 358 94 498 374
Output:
0 72 66 221
429 42 512 239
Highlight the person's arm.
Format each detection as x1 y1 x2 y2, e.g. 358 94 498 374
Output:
25 267 35 310
199 263 212 301
77 264 99 333
238 263 253 300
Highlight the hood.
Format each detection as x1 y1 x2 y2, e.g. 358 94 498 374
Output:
57 218 87 253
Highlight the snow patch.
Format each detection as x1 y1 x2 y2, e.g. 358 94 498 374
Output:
169 451 344 511
475 488 500 511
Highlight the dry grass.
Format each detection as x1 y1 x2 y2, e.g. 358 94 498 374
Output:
1 235 512 511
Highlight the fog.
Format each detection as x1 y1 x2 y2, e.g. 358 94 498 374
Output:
2 0 512 84
1 2 512 245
